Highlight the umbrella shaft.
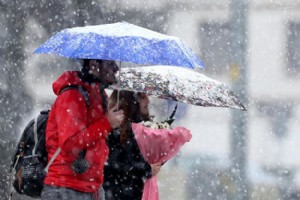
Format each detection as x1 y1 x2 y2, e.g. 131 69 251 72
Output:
116 61 122 110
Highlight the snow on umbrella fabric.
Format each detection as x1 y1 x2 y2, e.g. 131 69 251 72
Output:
34 22 204 69
113 65 246 110
131 123 192 200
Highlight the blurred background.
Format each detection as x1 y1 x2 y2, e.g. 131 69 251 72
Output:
1 0 300 199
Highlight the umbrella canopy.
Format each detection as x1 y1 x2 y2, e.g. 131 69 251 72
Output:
34 22 204 69
112 65 246 110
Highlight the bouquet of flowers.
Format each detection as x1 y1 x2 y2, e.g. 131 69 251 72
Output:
132 119 192 200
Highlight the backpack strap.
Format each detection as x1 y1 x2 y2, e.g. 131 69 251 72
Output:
41 85 90 173
59 85 90 107
32 117 39 155
44 147 61 173
31 111 50 155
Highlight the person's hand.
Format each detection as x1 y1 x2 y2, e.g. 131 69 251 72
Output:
150 163 161 176
106 105 124 129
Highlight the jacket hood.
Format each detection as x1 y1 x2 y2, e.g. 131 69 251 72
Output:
52 71 84 95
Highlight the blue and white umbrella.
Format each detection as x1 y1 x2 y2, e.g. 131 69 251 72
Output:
34 22 204 69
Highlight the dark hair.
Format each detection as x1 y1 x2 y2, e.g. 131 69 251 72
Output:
109 90 149 144
82 59 103 68
82 59 89 68
80 59 105 84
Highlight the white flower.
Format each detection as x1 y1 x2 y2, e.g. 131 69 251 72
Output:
158 122 171 129
141 121 153 127
150 123 159 129
140 120 171 129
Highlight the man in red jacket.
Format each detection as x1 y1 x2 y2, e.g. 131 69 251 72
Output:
41 59 124 200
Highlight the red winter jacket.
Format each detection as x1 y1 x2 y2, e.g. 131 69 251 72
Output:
44 71 111 193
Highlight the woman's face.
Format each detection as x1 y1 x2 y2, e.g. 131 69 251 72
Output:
138 93 150 116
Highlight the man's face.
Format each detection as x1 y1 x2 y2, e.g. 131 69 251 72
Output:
89 60 119 85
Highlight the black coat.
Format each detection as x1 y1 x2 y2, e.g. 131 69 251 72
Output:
103 128 152 200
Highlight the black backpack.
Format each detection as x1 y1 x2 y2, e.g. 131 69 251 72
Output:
9 85 90 198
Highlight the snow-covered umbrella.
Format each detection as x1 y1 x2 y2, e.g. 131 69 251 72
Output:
117 65 246 200
34 22 204 69
112 65 246 110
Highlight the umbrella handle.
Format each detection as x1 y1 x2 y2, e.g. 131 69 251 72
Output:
116 61 122 110
169 103 178 120
116 90 119 110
